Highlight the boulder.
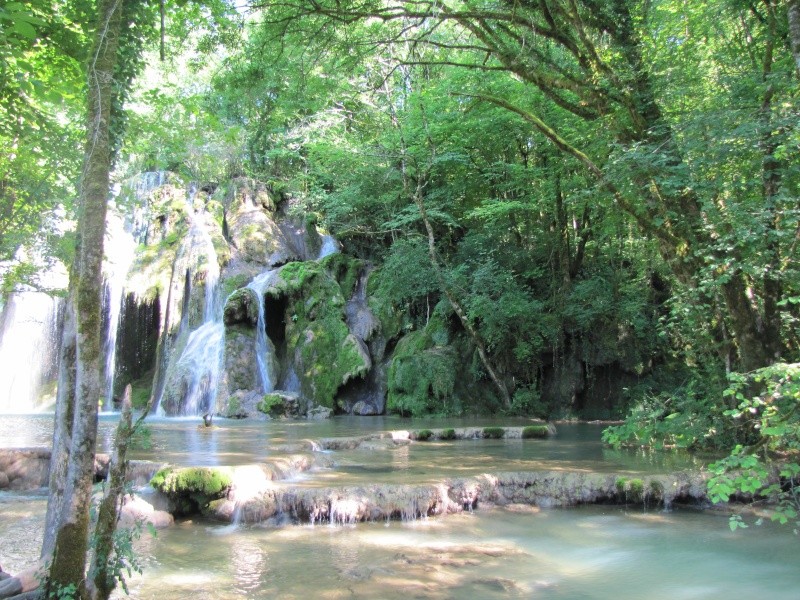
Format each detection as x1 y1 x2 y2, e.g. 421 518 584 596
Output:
118 494 174 529
0 448 50 490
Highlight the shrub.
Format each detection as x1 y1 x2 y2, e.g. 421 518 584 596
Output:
415 429 433 441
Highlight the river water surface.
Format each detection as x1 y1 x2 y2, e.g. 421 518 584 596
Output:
1 414 798 599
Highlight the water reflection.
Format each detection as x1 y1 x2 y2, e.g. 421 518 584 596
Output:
1 415 705 488
105 507 800 599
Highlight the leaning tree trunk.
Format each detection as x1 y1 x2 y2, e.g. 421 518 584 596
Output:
412 179 512 408
47 0 124 596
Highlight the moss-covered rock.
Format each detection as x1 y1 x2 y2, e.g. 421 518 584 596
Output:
221 324 261 395
440 428 457 440
415 429 434 441
387 329 457 417
521 425 550 439
150 466 232 515
483 427 505 439
276 261 371 411
257 392 302 418
223 288 259 326
321 252 364 301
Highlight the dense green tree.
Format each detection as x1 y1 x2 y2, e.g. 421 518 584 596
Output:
250 0 798 373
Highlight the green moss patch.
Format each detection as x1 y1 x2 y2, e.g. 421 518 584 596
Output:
278 261 369 410
387 329 457 417
440 428 457 440
150 467 232 515
615 477 645 502
257 393 284 417
415 429 434 441
483 427 505 439
521 425 550 439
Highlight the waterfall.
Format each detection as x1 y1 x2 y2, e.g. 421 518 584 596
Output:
102 200 138 409
154 185 224 416
318 234 339 259
0 291 63 413
246 269 278 393
172 320 225 416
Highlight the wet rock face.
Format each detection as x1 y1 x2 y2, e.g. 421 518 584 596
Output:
221 327 259 394
220 389 264 419
0 449 128 490
118 494 174 529
225 179 298 267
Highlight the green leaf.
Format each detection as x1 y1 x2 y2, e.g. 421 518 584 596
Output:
11 19 36 39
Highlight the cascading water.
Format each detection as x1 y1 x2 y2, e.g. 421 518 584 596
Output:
246 269 278 393
155 185 225 416
318 234 339 259
102 200 138 409
0 213 69 413
0 291 63 413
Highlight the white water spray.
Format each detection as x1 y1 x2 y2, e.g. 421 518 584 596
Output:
102 200 138 409
246 269 278 393
317 234 339 259
154 185 224 416
0 291 62 413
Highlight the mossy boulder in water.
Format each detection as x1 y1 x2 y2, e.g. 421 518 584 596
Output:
150 466 233 515
257 391 302 418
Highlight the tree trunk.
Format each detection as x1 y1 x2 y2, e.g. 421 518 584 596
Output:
788 0 800 78
87 386 133 600
47 0 124 596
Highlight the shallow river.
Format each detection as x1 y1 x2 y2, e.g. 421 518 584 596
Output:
1 414 798 599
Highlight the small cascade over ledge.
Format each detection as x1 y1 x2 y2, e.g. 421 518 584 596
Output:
246 269 279 393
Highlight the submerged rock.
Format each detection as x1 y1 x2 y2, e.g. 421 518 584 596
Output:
118 494 174 529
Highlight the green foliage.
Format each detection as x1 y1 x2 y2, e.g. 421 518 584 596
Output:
510 387 548 418
602 372 729 451
49 582 78 600
521 425 549 439
483 427 505 439
707 364 800 531
93 518 150 596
